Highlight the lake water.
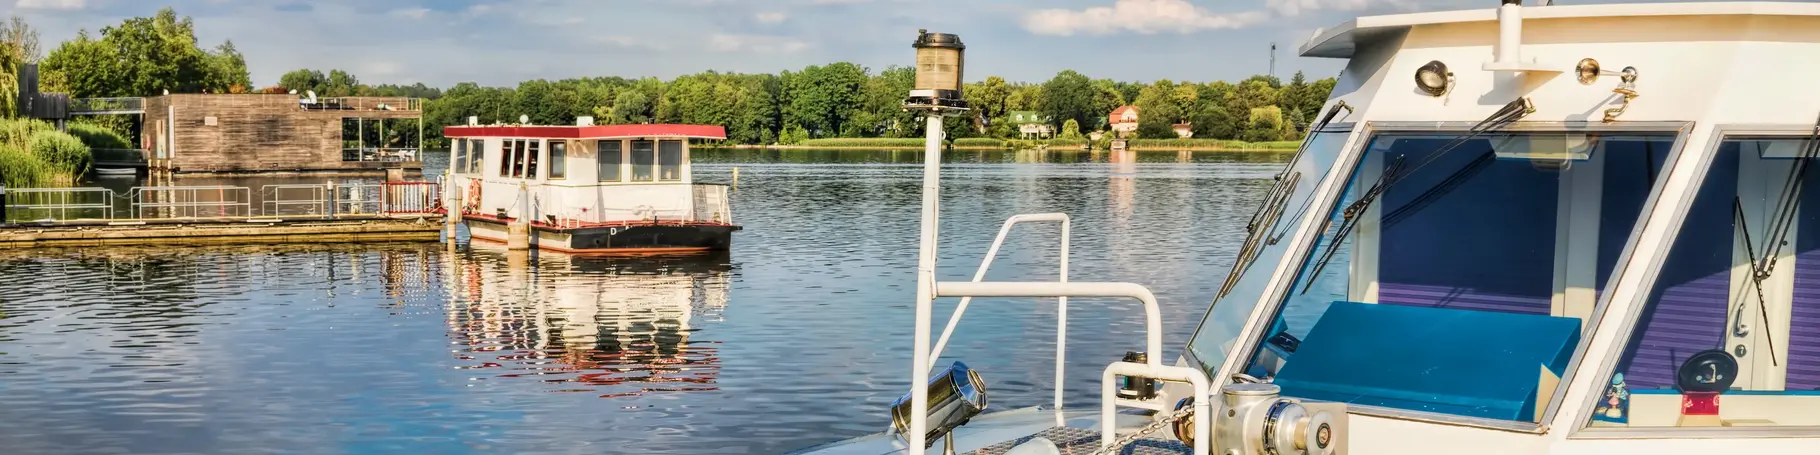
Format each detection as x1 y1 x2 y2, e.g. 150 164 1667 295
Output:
0 148 1286 454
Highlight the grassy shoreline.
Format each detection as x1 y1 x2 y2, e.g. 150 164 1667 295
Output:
712 137 1300 152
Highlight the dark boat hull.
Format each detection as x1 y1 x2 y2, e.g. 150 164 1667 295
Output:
466 218 739 253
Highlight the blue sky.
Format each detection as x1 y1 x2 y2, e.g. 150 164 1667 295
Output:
0 0 1734 88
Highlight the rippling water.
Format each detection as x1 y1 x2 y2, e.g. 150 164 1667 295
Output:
0 149 1285 454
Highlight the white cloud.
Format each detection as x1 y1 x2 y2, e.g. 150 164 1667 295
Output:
391 8 431 20
754 11 788 24
1266 0 1404 17
1024 0 1267 36
592 35 671 51
14 0 85 10
707 33 810 54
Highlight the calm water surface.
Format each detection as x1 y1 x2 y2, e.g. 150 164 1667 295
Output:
0 149 1286 454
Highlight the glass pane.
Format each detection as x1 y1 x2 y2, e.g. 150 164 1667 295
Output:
1186 131 1350 375
499 140 515 178
526 140 541 179
631 140 655 182
462 138 476 173
599 140 623 182
453 139 467 173
1241 132 1673 423
1591 136 1820 429
550 141 567 179
659 140 684 181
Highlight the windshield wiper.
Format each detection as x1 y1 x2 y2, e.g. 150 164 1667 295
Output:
1218 102 1354 299
1300 98 1535 294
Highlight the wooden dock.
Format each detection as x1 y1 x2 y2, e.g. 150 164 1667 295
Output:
0 216 444 248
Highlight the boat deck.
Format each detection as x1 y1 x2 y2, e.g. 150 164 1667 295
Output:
967 427 1188 455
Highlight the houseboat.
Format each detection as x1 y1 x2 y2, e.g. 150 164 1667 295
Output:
142 94 424 175
800 2 1820 455
443 122 738 253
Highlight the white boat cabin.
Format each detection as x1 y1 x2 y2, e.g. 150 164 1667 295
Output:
443 124 730 227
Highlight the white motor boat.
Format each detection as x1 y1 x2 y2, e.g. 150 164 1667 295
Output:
802 2 1820 454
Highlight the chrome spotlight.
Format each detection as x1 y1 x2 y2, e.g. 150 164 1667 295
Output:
1415 60 1452 97
891 361 989 448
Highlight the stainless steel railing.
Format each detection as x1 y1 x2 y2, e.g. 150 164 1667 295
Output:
2 188 116 222
692 184 732 224
3 182 443 223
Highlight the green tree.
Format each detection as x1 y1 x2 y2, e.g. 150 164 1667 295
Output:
203 41 250 93
1134 80 1183 139
41 8 247 97
1037 70 1095 134
278 69 327 94
1190 104 1239 140
1244 106 1290 142
964 76 1011 126
782 62 867 138
1061 118 1082 139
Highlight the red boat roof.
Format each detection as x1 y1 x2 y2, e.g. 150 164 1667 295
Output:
443 124 727 140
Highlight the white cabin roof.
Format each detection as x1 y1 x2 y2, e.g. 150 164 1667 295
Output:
1300 1 1820 58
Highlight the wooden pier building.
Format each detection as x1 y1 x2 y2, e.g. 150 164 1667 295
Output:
140 94 424 175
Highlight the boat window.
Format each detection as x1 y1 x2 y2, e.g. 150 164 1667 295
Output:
549 141 567 179
468 139 484 174
1587 136 1820 430
659 140 684 181
1186 130 1350 375
525 140 541 179
1240 131 1674 424
599 140 624 182
449 139 461 172
631 139 656 182
499 140 517 178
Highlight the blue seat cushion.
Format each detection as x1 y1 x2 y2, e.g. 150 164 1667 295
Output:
1272 301 1582 421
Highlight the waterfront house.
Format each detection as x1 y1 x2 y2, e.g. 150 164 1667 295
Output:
140 94 424 175
1008 111 1054 139
1109 105 1139 138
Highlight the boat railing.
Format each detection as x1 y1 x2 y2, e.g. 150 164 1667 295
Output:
691 184 732 224
928 280 1211 455
927 213 1072 424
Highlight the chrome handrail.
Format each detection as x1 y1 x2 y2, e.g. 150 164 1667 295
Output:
927 213 1070 425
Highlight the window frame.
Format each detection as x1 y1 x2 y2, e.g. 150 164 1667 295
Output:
630 139 657 183
599 139 625 183
1200 120 1695 435
468 139 484 175
1570 124 1820 439
453 138 468 174
526 139 542 180
657 139 685 182
497 139 516 178
549 140 568 180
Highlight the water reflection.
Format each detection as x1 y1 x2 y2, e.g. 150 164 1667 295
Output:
446 248 733 399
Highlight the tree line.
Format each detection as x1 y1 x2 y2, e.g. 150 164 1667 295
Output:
7 7 1337 151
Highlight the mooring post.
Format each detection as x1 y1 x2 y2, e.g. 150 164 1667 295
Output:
731 167 739 191
326 180 337 219
507 182 530 250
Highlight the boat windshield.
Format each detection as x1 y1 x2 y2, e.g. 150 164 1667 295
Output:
1235 130 1677 423
1186 129 1351 374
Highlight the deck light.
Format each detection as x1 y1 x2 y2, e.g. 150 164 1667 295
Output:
905 30 969 110
1415 60 1452 97
891 361 988 450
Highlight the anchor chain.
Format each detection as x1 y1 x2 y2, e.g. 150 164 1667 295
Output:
1089 405 1196 455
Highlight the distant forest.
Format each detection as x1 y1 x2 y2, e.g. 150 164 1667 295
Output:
5 7 1337 149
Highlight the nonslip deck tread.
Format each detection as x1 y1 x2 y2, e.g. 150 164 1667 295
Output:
965 426 1190 455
